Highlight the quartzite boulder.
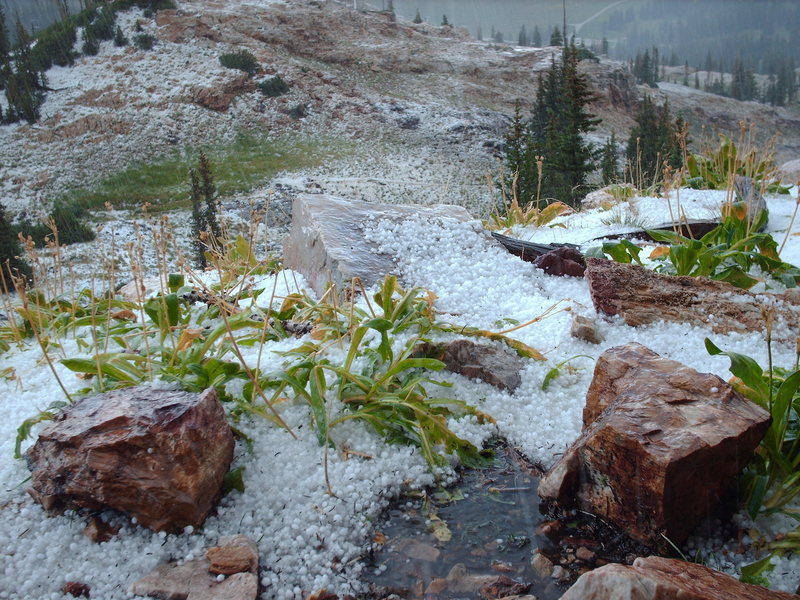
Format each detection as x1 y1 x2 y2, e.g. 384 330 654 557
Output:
538 343 770 549
558 556 799 600
26 387 234 533
585 258 800 340
282 194 475 297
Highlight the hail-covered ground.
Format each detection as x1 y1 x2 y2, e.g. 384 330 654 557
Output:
1 186 799 600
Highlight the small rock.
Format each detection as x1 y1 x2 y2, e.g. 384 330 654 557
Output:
424 578 448 595
530 551 554 579
533 246 586 277
479 575 530 599
575 547 596 562
534 520 561 537
569 315 603 344
550 565 570 582
62 581 91 598
422 339 526 392
83 515 120 543
395 538 440 562
130 535 259 600
491 561 514 573
206 534 259 575
559 556 800 600
446 563 500 594
306 591 339 600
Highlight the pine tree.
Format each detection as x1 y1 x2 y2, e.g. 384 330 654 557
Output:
505 43 599 207
626 96 683 185
5 19 46 124
476 25 482 40
601 37 608 55
600 133 620 184
189 169 207 269
531 25 541 47
518 25 527 47
549 25 562 47
0 203 32 283
82 26 99 56
0 7 9 91
412 9 422 24
114 26 128 47
198 152 221 241
441 14 449 27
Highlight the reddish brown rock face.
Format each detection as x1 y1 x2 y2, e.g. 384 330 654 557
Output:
538 343 771 549
559 556 799 600
584 258 800 339
26 387 234 533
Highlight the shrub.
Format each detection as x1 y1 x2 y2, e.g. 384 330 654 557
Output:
133 33 156 50
257 75 289 98
0 203 32 283
15 202 96 248
219 50 259 77
82 27 99 56
113 26 128 47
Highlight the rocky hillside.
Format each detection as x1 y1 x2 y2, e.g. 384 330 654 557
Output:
1 0 798 217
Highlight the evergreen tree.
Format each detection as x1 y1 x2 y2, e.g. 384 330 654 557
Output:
625 96 683 185
549 25 562 47
441 14 449 27
476 25 482 40
5 19 46 124
0 203 32 283
505 43 599 207
82 26 99 56
493 30 504 43
601 37 608 55
114 26 129 47
0 7 9 91
189 169 207 269
198 152 221 241
600 133 620 184
531 25 542 47
518 25 528 47
412 9 422 24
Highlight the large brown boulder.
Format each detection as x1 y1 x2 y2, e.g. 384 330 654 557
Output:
585 258 800 340
26 387 234 533
538 343 770 549
558 556 799 600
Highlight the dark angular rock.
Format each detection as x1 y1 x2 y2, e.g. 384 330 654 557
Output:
533 247 586 277
422 339 525 392
26 387 234 533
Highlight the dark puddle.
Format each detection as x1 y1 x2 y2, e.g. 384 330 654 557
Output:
362 441 652 599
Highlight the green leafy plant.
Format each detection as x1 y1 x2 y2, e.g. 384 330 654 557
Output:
594 212 800 290
705 337 800 584
684 133 790 195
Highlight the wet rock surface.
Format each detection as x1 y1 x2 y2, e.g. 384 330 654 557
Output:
585 257 800 339
538 343 771 550
363 444 652 600
559 556 800 600
25 386 234 532
533 247 586 278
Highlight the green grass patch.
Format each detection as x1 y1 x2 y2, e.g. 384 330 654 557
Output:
64 132 355 212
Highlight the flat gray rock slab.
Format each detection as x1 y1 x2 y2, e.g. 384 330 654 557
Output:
283 194 473 297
